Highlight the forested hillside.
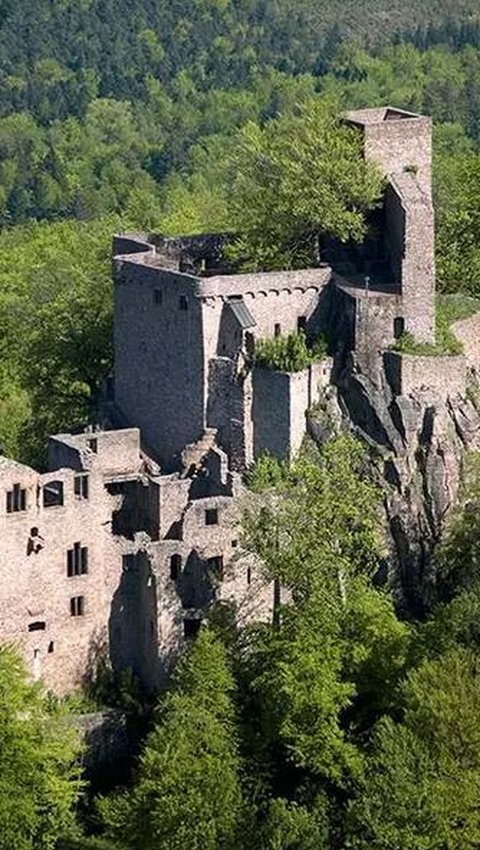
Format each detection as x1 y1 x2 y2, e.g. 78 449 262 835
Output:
2 4 480 850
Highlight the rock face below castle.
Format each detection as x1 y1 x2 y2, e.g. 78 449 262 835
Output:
1 105 479 693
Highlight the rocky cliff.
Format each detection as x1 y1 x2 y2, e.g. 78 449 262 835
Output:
308 346 480 615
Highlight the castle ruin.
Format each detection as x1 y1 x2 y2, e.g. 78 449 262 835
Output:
1 106 479 693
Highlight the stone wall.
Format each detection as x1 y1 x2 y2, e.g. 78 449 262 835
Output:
390 174 436 343
353 289 402 386
0 455 124 695
114 260 206 471
345 108 432 199
385 352 466 398
452 311 480 376
252 360 329 461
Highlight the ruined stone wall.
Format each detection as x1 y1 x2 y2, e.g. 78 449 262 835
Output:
385 352 466 398
114 260 206 470
391 175 436 343
349 113 433 200
252 361 328 461
50 429 142 479
0 458 123 695
200 269 331 365
353 291 402 386
452 312 480 376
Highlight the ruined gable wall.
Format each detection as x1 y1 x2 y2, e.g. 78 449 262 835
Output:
252 360 330 461
0 462 122 695
390 175 436 343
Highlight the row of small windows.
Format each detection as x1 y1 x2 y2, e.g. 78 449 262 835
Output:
5 474 89 513
154 289 188 311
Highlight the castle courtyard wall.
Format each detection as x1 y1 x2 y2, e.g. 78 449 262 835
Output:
384 352 466 399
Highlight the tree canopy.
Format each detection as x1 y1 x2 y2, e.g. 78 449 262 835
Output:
0 646 82 850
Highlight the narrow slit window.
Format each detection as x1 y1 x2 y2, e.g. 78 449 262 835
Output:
87 437 98 453
28 621 46 632
179 295 188 311
297 315 307 333
170 554 182 581
154 289 163 305
274 323 281 337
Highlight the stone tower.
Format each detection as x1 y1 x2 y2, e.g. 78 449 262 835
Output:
344 107 435 344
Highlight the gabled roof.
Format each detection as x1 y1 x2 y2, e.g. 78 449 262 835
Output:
227 298 256 329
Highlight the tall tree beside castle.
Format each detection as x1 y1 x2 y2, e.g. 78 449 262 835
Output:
100 629 244 850
0 647 82 850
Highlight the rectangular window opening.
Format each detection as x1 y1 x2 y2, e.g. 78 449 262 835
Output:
70 596 85 617
183 618 201 639
87 437 98 453
297 315 307 333
6 483 27 513
28 621 46 632
179 295 188 311
122 554 136 572
274 323 281 337
207 555 224 581
205 508 218 526
154 289 163 305
43 480 64 508
67 543 88 577
74 474 89 500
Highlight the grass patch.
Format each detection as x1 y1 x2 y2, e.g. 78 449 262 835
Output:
437 293 480 324
253 330 328 372
391 295 480 356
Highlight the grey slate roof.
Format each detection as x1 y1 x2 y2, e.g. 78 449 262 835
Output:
227 298 256 329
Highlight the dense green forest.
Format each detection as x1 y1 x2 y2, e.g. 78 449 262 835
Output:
2 2 480 848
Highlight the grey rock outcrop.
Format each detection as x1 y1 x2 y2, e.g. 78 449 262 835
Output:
309 358 480 614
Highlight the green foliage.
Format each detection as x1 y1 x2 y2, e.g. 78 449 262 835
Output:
0 217 116 464
255 796 331 850
226 99 383 270
100 629 243 850
241 437 409 789
435 152 480 294
253 331 328 373
244 452 291 493
434 468 480 600
0 645 83 850
348 649 480 849
244 435 382 593
391 296 473 356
